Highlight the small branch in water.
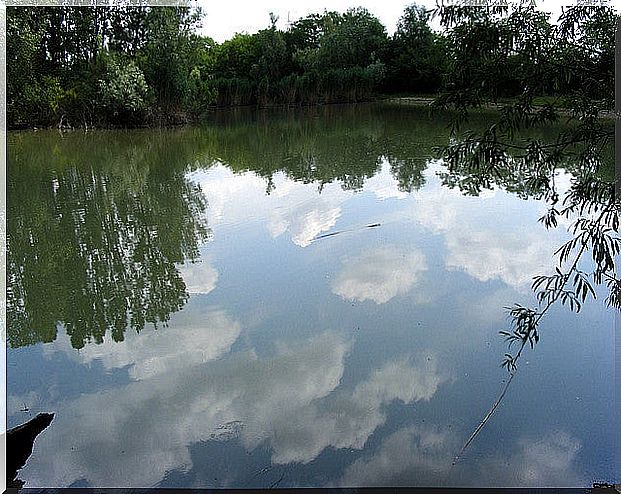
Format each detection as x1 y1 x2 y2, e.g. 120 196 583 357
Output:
453 205 611 464
251 465 272 479
312 223 381 242
453 372 516 465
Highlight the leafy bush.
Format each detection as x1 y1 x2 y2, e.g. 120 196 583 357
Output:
99 57 151 118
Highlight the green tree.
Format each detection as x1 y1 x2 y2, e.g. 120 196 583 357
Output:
181 34 218 114
107 7 150 56
7 6 211 126
211 34 259 106
7 8 63 127
139 7 205 115
385 4 448 94
252 26 291 81
284 12 341 53
287 9 389 104
436 2 556 105
313 8 388 71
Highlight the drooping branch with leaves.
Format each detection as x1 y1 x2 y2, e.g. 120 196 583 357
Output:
431 0 619 460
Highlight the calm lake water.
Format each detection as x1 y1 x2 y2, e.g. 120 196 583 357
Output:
7 103 616 487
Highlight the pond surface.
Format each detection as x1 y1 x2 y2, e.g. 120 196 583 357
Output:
7 103 616 488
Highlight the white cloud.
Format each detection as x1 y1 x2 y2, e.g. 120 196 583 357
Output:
520 432 581 477
266 160 409 247
190 166 267 226
332 246 428 304
192 159 414 249
457 286 528 326
363 159 408 201
268 355 447 464
411 163 567 292
339 425 455 487
514 431 583 485
339 425 584 487
22 327 447 487
46 305 241 381
20 332 350 487
193 164 353 247
177 260 219 295
477 431 584 486
268 197 342 247
444 229 555 290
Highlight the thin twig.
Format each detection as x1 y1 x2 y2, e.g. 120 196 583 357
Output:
453 205 608 463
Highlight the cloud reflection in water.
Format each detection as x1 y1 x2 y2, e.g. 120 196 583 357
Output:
332 246 428 304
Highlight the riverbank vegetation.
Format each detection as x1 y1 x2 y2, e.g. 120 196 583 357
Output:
8 3 617 129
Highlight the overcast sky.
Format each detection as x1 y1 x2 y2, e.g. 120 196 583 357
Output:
196 0 613 42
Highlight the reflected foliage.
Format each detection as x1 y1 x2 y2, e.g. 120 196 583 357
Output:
198 104 446 193
7 132 212 349
7 106 440 350
8 101 600 351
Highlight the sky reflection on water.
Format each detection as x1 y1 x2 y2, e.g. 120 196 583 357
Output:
7 104 615 487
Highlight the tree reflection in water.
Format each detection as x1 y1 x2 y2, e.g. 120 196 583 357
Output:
5 102 616 487
442 127 618 461
7 104 437 350
8 103 615 359
7 132 212 349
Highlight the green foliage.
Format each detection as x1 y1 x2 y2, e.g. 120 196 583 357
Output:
7 6 212 127
6 104 446 347
13 76 64 126
253 27 291 81
139 7 206 114
186 65 218 114
7 4 444 125
433 1 575 111
208 8 391 108
285 12 339 52
7 131 212 348
384 4 448 93
7 8 52 126
212 34 257 79
9 3 616 126
99 56 150 119
311 8 388 71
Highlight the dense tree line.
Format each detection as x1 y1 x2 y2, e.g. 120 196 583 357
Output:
8 6 211 127
7 3 617 128
6 4 451 127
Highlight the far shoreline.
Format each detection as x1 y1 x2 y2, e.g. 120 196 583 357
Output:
7 95 614 132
